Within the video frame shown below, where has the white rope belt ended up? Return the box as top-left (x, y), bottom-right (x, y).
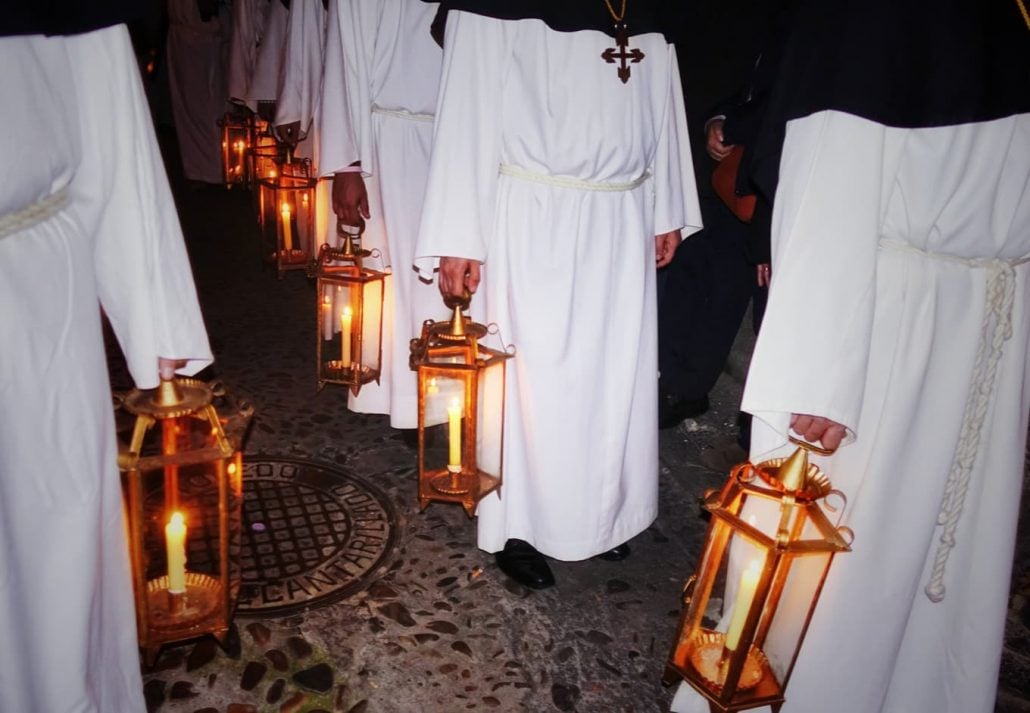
top-left (499, 164), bottom-right (650, 192)
top-left (370, 104), bottom-right (434, 123)
top-left (881, 239), bottom-right (1030, 602)
top-left (0, 188), bottom-right (69, 241)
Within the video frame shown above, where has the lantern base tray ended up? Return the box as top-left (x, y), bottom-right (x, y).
top-left (429, 470), bottom-right (477, 495)
top-left (145, 573), bottom-right (222, 631)
top-left (270, 249), bottom-right (309, 266)
top-left (322, 361), bottom-right (376, 381)
top-left (689, 632), bottom-right (768, 691)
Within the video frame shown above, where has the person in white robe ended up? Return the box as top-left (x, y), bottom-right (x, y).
top-left (416, 3), bottom-right (702, 587)
top-left (671, 1), bottom-right (1030, 711)
top-left (0, 18), bottom-right (213, 713)
top-left (274, 0), bottom-right (332, 250)
top-left (227, 0), bottom-right (266, 105)
top-left (166, 0), bottom-right (229, 184)
top-left (244, 0), bottom-right (290, 114)
top-left (319, 0), bottom-right (449, 427)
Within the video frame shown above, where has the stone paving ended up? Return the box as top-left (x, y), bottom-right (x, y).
top-left (110, 150), bottom-right (1030, 713)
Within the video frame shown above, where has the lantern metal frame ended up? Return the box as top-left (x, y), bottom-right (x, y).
top-left (116, 376), bottom-right (253, 667)
top-left (664, 445), bottom-right (853, 712)
top-left (258, 165), bottom-right (317, 278)
top-left (219, 112), bottom-right (252, 189)
top-left (409, 297), bottom-right (512, 517)
top-left (311, 226), bottom-right (387, 394)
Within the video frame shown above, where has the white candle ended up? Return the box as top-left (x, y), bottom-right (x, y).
top-left (322, 294), bottom-right (333, 341)
top-left (341, 306), bottom-right (353, 367)
top-left (447, 398), bottom-right (462, 470)
top-left (165, 511), bottom-right (187, 594)
top-left (724, 558), bottom-right (762, 651)
top-left (235, 140), bottom-right (245, 175)
top-left (281, 202), bottom-right (293, 252)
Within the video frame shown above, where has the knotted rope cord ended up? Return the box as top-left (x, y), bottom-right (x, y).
top-left (0, 188), bottom-right (68, 240)
top-left (880, 239), bottom-right (1029, 602)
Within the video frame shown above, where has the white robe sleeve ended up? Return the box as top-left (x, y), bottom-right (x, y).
top-left (414, 11), bottom-right (515, 278)
top-left (742, 110), bottom-right (887, 455)
top-left (274, 0), bottom-right (326, 135)
top-left (652, 44), bottom-right (702, 239)
top-left (69, 25), bottom-right (213, 389)
top-left (318, 0), bottom-right (379, 176)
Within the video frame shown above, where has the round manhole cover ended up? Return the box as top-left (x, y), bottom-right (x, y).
top-left (236, 458), bottom-right (398, 616)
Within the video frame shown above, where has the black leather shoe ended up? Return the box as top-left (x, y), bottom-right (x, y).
top-left (495, 539), bottom-right (555, 589)
top-left (658, 392), bottom-right (710, 430)
top-left (595, 542), bottom-right (631, 561)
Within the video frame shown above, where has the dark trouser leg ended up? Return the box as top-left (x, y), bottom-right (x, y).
top-left (658, 197), bottom-right (755, 403)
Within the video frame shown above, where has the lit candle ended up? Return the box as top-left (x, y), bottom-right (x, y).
top-left (447, 397), bottom-right (462, 470)
top-left (724, 558), bottom-right (762, 651)
top-left (235, 140), bottom-right (245, 174)
top-left (341, 306), bottom-right (353, 367)
top-left (322, 294), bottom-right (333, 341)
top-left (281, 202), bottom-right (293, 252)
top-left (165, 511), bottom-right (187, 594)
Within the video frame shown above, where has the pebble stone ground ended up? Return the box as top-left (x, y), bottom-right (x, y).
top-left (114, 144), bottom-right (1030, 713)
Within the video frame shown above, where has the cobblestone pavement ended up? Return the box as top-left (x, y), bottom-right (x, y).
top-left (115, 154), bottom-right (1029, 713)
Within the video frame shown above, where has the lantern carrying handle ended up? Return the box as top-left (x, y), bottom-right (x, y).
top-left (788, 434), bottom-right (836, 457)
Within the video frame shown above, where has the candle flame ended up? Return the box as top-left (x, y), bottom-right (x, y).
top-left (170, 511), bottom-right (185, 527)
top-left (281, 202), bottom-right (292, 217)
top-left (343, 305), bottom-right (353, 317)
top-left (323, 295), bottom-right (331, 306)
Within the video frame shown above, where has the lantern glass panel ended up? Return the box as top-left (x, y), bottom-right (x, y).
top-left (260, 174), bottom-right (316, 274)
top-left (221, 117), bottom-right (250, 188)
top-left (474, 353), bottom-right (506, 476)
top-left (316, 262), bottom-right (386, 389)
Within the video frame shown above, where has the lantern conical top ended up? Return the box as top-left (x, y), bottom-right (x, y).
top-left (444, 291), bottom-right (471, 337)
top-left (777, 446), bottom-right (809, 491)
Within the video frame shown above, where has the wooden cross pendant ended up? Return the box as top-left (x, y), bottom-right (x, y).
top-left (601, 23), bottom-right (645, 84)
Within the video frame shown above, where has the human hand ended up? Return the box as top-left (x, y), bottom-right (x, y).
top-left (655, 230), bottom-right (682, 268)
top-left (438, 257), bottom-right (481, 298)
top-left (331, 171), bottom-right (370, 227)
top-left (706, 118), bottom-right (734, 161)
top-left (756, 263), bottom-right (771, 287)
top-left (275, 120), bottom-right (302, 146)
top-left (158, 357), bottom-right (187, 381)
top-left (790, 413), bottom-right (846, 452)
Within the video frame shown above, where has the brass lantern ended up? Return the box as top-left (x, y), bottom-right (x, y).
top-left (248, 119), bottom-right (280, 191)
top-left (409, 295), bottom-right (512, 516)
top-left (259, 168), bottom-right (317, 278)
top-left (116, 376), bottom-right (253, 666)
top-left (220, 112), bottom-right (251, 189)
top-left (311, 221), bottom-right (387, 393)
top-left (664, 444), bottom-right (853, 712)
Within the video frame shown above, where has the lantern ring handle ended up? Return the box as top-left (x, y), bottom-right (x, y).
top-left (208, 380), bottom-right (227, 398)
top-left (680, 573), bottom-right (699, 607)
top-left (112, 392), bottom-right (125, 410)
top-left (824, 488), bottom-right (848, 514)
top-left (486, 322), bottom-right (517, 356)
top-left (837, 526), bottom-right (855, 546)
top-left (788, 434), bottom-right (835, 457)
